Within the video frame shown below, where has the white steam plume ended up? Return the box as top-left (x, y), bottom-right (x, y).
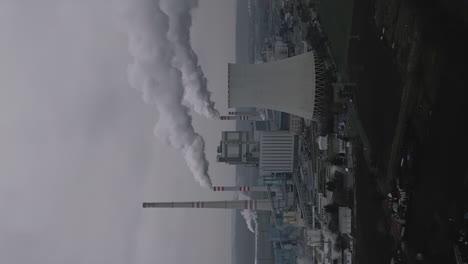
top-left (124, 0), bottom-right (212, 188)
top-left (237, 192), bottom-right (258, 233)
top-left (160, 0), bottom-right (219, 119)
top-left (240, 209), bottom-right (258, 233)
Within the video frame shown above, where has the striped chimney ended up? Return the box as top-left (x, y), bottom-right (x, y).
top-left (212, 186), bottom-right (281, 192)
top-left (228, 111), bottom-right (259, 116)
top-left (142, 200), bottom-right (273, 211)
top-left (219, 115), bottom-right (252, 121)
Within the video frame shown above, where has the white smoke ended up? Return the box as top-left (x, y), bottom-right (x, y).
top-left (240, 209), bottom-right (258, 233)
top-left (237, 192), bottom-right (258, 233)
top-left (160, 0), bottom-right (219, 119)
top-left (124, 0), bottom-right (213, 188)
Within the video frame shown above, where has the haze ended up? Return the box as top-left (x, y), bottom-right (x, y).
top-left (0, 1), bottom-right (236, 263)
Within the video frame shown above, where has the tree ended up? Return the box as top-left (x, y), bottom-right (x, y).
top-left (334, 235), bottom-right (349, 251)
top-left (329, 156), bottom-right (344, 166)
top-left (326, 181), bottom-right (337, 191)
top-left (328, 218), bottom-right (339, 233)
top-left (324, 203), bottom-right (339, 213)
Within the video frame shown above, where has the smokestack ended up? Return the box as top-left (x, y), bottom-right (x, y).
top-left (219, 115), bottom-right (261, 121)
top-left (212, 186), bottom-right (281, 192)
top-left (228, 111), bottom-right (259, 116)
top-left (219, 115), bottom-right (249, 120)
top-left (142, 200), bottom-right (274, 211)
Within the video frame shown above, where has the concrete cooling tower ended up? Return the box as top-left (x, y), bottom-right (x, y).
top-left (228, 51), bottom-right (326, 121)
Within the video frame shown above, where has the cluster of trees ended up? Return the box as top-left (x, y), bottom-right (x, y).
top-left (328, 214), bottom-right (339, 233)
top-left (326, 172), bottom-right (344, 192)
top-left (324, 202), bottom-right (339, 213)
top-left (334, 235), bottom-right (350, 251)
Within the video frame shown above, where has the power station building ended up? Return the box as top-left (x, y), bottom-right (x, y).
top-left (228, 51), bottom-right (327, 121)
top-left (216, 131), bottom-right (259, 165)
top-left (216, 130), bottom-right (297, 176)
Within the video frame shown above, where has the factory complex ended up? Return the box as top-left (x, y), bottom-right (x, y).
top-left (144, 1), bottom-right (362, 264)
top-left (146, 100), bottom-right (356, 264)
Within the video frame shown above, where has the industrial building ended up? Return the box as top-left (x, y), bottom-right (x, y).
top-left (217, 130), bottom-right (297, 176)
top-left (259, 131), bottom-right (297, 176)
top-left (338, 207), bottom-right (352, 235)
top-left (289, 115), bottom-right (304, 135)
top-left (216, 131), bottom-right (260, 165)
top-left (317, 133), bottom-right (348, 158)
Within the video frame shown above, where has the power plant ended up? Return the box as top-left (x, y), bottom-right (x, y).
top-left (142, 9), bottom-right (358, 263)
top-left (142, 46), bottom-right (355, 263)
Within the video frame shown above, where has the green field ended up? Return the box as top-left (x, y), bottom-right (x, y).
top-left (319, 0), bottom-right (355, 73)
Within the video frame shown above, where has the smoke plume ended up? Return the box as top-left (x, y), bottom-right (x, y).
top-left (237, 193), bottom-right (258, 233)
top-left (160, 0), bottom-right (219, 119)
top-left (124, 0), bottom-right (212, 188)
top-left (241, 209), bottom-right (258, 233)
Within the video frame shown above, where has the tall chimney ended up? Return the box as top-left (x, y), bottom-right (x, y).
top-left (228, 111), bottom-right (259, 116)
top-left (212, 186), bottom-right (281, 192)
top-left (219, 115), bottom-right (260, 121)
top-left (143, 200), bottom-right (273, 211)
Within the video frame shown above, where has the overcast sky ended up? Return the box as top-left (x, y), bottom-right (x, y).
top-left (0, 1), bottom-right (237, 263)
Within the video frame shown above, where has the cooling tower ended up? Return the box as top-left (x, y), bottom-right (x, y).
top-left (228, 51), bottom-right (326, 121)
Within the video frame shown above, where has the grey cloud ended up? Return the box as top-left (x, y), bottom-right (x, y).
top-left (0, 1), bottom-right (236, 263)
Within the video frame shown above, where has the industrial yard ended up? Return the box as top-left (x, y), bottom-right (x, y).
top-left (240, 0), bottom-right (468, 263)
